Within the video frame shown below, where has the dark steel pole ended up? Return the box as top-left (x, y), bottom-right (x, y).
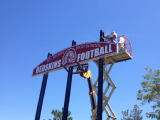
top-left (97, 30), bottom-right (104, 120)
top-left (87, 77), bottom-right (96, 110)
top-left (62, 40), bottom-right (76, 120)
top-left (35, 53), bottom-right (52, 120)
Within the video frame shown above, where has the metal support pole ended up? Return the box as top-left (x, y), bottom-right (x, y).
top-left (97, 30), bottom-right (104, 120)
top-left (87, 77), bottom-right (96, 111)
top-left (62, 40), bottom-right (76, 120)
top-left (35, 53), bottom-right (52, 120)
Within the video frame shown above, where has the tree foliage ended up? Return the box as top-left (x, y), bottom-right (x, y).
top-left (137, 67), bottom-right (160, 119)
top-left (51, 107), bottom-right (72, 120)
top-left (121, 104), bottom-right (143, 120)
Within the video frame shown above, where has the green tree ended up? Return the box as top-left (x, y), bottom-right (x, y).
top-left (121, 104), bottom-right (143, 120)
top-left (137, 67), bottom-right (160, 119)
top-left (51, 107), bottom-right (72, 120)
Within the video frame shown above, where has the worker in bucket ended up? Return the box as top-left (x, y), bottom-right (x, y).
top-left (118, 36), bottom-right (125, 52)
top-left (104, 31), bottom-right (117, 43)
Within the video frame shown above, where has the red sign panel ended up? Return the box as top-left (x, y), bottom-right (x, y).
top-left (32, 42), bottom-right (117, 77)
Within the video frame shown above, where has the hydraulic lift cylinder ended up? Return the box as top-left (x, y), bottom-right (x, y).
top-left (87, 77), bottom-right (97, 112)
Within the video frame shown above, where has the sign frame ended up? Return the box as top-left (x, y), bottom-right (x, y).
top-left (32, 42), bottom-right (118, 77)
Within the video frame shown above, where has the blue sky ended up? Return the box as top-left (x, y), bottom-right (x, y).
top-left (1, 0), bottom-right (160, 120)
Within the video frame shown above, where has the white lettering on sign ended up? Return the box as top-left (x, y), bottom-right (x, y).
top-left (90, 50), bottom-right (94, 58)
top-left (100, 47), bottom-right (104, 55)
top-left (81, 52), bottom-right (85, 60)
top-left (75, 44), bottom-right (101, 50)
top-left (95, 48), bottom-right (99, 57)
top-left (49, 63), bottom-right (52, 69)
top-left (86, 51), bottom-right (90, 59)
top-left (77, 45), bottom-right (112, 62)
top-left (105, 46), bottom-right (108, 53)
top-left (77, 54), bottom-right (81, 62)
top-left (36, 60), bottom-right (61, 74)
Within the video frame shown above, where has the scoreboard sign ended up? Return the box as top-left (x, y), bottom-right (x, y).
top-left (32, 42), bottom-right (117, 77)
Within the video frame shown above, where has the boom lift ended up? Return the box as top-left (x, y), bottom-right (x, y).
top-left (73, 63), bottom-right (97, 120)
top-left (72, 61), bottom-right (117, 120)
